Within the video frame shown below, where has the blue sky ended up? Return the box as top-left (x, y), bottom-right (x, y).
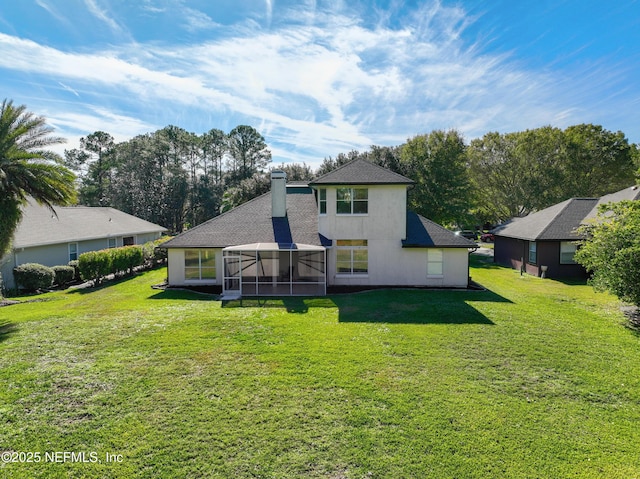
top-left (1, 0), bottom-right (639, 167)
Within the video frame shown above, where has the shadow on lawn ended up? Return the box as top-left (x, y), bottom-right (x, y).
top-left (0, 321), bottom-right (18, 343)
top-left (221, 287), bottom-right (510, 325)
top-left (334, 288), bottom-right (509, 325)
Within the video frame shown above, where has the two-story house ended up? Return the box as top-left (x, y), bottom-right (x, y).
top-left (161, 159), bottom-right (476, 297)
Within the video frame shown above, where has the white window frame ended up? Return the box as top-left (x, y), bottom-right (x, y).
top-left (68, 243), bottom-right (78, 262)
top-left (184, 249), bottom-right (217, 282)
top-left (336, 188), bottom-right (368, 215)
top-left (427, 249), bottom-right (444, 277)
top-left (335, 240), bottom-right (368, 276)
top-left (319, 188), bottom-right (327, 215)
top-left (528, 241), bottom-right (537, 264)
top-left (107, 237), bottom-right (117, 249)
top-left (560, 241), bottom-right (578, 264)
top-left (122, 236), bottom-right (136, 246)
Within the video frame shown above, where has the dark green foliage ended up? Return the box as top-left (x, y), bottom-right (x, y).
top-left (575, 200), bottom-right (640, 306)
top-left (52, 265), bottom-right (75, 288)
top-left (67, 260), bottom-right (81, 282)
top-left (467, 124), bottom-right (636, 223)
top-left (13, 263), bottom-right (54, 291)
top-left (78, 250), bottom-right (112, 286)
top-left (400, 130), bottom-right (471, 226)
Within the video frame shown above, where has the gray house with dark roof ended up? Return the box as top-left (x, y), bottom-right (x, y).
top-left (1, 200), bottom-right (167, 290)
top-left (493, 185), bottom-right (640, 278)
top-left (162, 159), bottom-right (475, 297)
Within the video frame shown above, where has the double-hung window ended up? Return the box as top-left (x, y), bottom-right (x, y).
top-left (427, 249), bottom-right (444, 277)
top-left (185, 249), bottom-right (217, 281)
top-left (336, 240), bottom-right (368, 275)
top-left (68, 243), bottom-right (78, 262)
top-left (336, 188), bottom-right (368, 215)
top-left (319, 188), bottom-right (327, 215)
top-left (528, 241), bottom-right (537, 264)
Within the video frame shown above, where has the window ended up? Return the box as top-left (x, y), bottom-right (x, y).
top-left (108, 238), bottom-right (117, 249)
top-left (336, 240), bottom-right (368, 275)
top-left (319, 188), bottom-right (327, 215)
top-left (68, 243), bottom-right (78, 261)
top-left (185, 249), bottom-right (216, 281)
top-left (123, 236), bottom-right (135, 246)
top-left (336, 188), bottom-right (368, 215)
top-left (528, 241), bottom-right (537, 264)
top-left (560, 241), bottom-right (577, 264)
top-left (427, 249), bottom-right (444, 277)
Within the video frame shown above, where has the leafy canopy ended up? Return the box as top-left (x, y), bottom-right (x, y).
top-left (575, 199), bottom-right (640, 306)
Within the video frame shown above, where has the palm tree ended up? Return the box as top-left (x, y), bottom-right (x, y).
top-left (0, 99), bottom-right (77, 267)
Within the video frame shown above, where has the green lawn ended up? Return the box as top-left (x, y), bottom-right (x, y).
top-left (1, 256), bottom-right (639, 478)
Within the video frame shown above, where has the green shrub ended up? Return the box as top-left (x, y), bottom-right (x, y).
top-left (52, 265), bottom-right (75, 288)
top-left (68, 260), bottom-right (81, 282)
top-left (13, 263), bottom-right (55, 291)
top-left (78, 250), bottom-right (112, 286)
top-left (109, 247), bottom-right (130, 277)
top-left (122, 246), bottom-right (144, 275)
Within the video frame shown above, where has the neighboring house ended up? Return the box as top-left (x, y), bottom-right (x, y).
top-left (162, 159), bottom-right (476, 297)
top-left (493, 185), bottom-right (640, 278)
top-left (1, 200), bottom-right (168, 290)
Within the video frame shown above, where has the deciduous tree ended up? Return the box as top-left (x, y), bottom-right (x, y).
top-left (575, 200), bottom-right (640, 307)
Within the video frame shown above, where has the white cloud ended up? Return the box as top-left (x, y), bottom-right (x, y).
top-left (83, 0), bottom-right (127, 35)
top-left (2, 0), bottom-right (633, 166)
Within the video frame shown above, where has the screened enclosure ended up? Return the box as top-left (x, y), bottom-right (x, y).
top-left (223, 243), bottom-right (326, 296)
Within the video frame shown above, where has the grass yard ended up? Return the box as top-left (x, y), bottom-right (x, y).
top-left (1, 256), bottom-right (639, 478)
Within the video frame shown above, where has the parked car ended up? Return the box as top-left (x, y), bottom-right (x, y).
top-left (480, 233), bottom-right (495, 242)
top-left (455, 230), bottom-right (477, 241)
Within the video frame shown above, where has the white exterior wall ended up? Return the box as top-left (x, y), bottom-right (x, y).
top-left (167, 248), bottom-right (222, 286)
top-left (326, 243), bottom-right (469, 288)
top-left (318, 184), bottom-right (468, 288)
top-left (318, 185), bottom-right (407, 240)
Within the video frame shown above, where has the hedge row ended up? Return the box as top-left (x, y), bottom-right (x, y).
top-left (78, 237), bottom-right (170, 286)
top-left (12, 237), bottom-right (170, 291)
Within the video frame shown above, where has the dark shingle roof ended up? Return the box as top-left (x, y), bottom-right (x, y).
top-left (162, 188), bottom-right (328, 248)
top-left (403, 212), bottom-right (477, 248)
top-left (493, 198), bottom-right (599, 241)
top-left (494, 185), bottom-right (640, 241)
top-left (310, 159), bottom-right (414, 186)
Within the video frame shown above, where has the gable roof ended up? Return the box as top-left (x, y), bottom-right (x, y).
top-left (14, 200), bottom-right (168, 249)
top-left (493, 185), bottom-right (640, 241)
top-left (403, 212), bottom-right (477, 248)
top-left (161, 187), bottom-right (329, 249)
top-left (309, 159), bottom-right (414, 186)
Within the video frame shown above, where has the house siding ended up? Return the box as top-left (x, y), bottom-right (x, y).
top-left (2, 232), bottom-right (163, 290)
top-left (494, 236), bottom-right (587, 278)
top-left (327, 240), bottom-right (469, 288)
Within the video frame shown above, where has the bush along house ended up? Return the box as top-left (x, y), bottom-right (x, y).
top-left (161, 159), bottom-right (476, 297)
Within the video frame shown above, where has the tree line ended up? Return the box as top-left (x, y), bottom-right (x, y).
top-left (319, 125), bottom-right (639, 226)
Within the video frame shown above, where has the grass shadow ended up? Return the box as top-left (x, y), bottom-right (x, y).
top-left (0, 321), bottom-right (18, 343)
top-left (334, 287), bottom-right (510, 325)
top-left (148, 289), bottom-right (219, 301)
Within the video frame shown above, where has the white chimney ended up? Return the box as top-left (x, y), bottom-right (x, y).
top-left (271, 170), bottom-right (287, 217)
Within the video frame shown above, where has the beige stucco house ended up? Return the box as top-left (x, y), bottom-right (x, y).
top-left (1, 200), bottom-right (167, 290)
top-left (162, 159), bottom-right (475, 297)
